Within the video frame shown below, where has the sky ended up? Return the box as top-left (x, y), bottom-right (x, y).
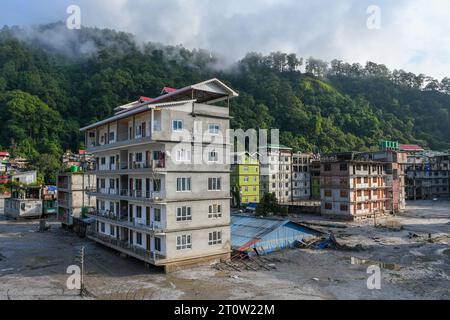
top-left (1, 0), bottom-right (449, 79)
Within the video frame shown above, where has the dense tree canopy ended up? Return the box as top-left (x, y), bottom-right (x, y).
top-left (1, 24), bottom-right (450, 182)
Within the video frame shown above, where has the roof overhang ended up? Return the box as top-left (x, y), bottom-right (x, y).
top-left (80, 100), bottom-right (195, 132)
top-left (145, 78), bottom-right (239, 105)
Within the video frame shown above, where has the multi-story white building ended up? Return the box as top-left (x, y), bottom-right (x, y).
top-left (292, 153), bottom-right (312, 201)
top-left (80, 79), bottom-right (238, 273)
top-left (259, 145), bottom-right (293, 203)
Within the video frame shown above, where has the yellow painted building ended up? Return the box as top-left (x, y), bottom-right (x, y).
top-left (231, 154), bottom-right (260, 206)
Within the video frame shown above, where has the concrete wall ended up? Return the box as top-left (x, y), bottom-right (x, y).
top-left (5, 199), bottom-right (42, 218)
top-left (86, 100), bottom-right (232, 267)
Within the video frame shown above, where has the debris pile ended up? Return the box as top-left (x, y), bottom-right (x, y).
top-left (212, 252), bottom-right (277, 272)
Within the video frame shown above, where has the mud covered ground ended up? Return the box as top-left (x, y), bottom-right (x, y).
top-left (1, 198), bottom-right (449, 300)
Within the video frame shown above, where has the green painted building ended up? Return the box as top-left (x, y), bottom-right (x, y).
top-left (231, 153), bottom-right (260, 207)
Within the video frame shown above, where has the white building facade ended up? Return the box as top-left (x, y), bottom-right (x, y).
top-left (292, 153), bottom-right (312, 201)
top-left (81, 79), bottom-right (238, 272)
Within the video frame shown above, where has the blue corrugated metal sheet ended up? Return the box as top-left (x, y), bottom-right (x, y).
top-left (231, 215), bottom-right (323, 256)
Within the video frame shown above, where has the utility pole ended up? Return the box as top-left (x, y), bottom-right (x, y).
top-left (80, 246), bottom-right (85, 297)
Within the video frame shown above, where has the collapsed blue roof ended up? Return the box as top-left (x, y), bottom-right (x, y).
top-left (231, 215), bottom-right (323, 255)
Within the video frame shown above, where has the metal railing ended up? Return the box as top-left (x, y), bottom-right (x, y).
top-left (87, 230), bottom-right (165, 261)
top-left (89, 159), bottom-right (166, 172)
top-left (87, 211), bottom-right (165, 232)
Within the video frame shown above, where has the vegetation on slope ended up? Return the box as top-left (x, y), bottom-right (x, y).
top-left (0, 24), bottom-right (449, 182)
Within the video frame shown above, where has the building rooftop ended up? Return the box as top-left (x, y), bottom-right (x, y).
top-left (399, 144), bottom-right (424, 152)
top-left (231, 214), bottom-right (322, 252)
top-left (258, 144), bottom-right (292, 151)
top-left (80, 78), bottom-right (239, 132)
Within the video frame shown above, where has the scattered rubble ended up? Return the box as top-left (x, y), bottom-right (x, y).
top-left (1, 199), bottom-right (450, 300)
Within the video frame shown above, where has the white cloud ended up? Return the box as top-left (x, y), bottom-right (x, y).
top-left (2, 0), bottom-right (449, 79)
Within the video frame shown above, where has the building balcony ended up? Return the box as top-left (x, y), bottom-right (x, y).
top-left (58, 199), bottom-right (70, 207)
top-left (89, 160), bottom-right (166, 174)
top-left (89, 188), bottom-right (165, 202)
top-left (87, 210), bottom-right (165, 234)
top-left (57, 183), bottom-right (69, 190)
top-left (86, 136), bottom-right (155, 153)
top-left (86, 230), bottom-right (166, 263)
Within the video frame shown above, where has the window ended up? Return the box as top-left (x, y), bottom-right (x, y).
top-left (109, 132), bottom-right (115, 143)
top-left (340, 204), bottom-right (348, 212)
top-left (340, 190), bottom-right (348, 198)
top-left (100, 222), bottom-right (105, 233)
top-left (172, 120), bottom-right (183, 132)
top-left (135, 125), bottom-right (142, 138)
top-left (176, 206), bottom-right (192, 221)
top-left (340, 164), bottom-right (348, 171)
top-left (208, 151), bottom-right (218, 162)
top-left (135, 152), bottom-right (143, 163)
top-left (136, 232), bottom-right (142, 245)
top-left (324, 164), bottom-right (331, 171)
top-left (176, 148), bottom-right (192, 162)
top-left (177, 177), bottom-right (192, 192)
top-left (209, 231), bottom-right (222, 245)
top-left (209, 204), bottom-right (222, 218)
top-left (154, 208), bottom-right (161, 222)
top-left (176, 234), bottom-right (192, 250)
top-left (325, 203), bottom-right (332, 210)
top-left (208, 123), bottom-right (220, 134)
top-left (208, 177), bottom-right (221, 191)
top-left (136, 206), bottom-right (142, 219)
top-left (110, 225), bottom-right (115, 236)
top-left (325, 190), bottom-right (332, 197)
top-left (101, 157), bottom-right (106, 165)
top-left (153, 179), bottom-right (161, 192)
top-left (154, 237), bottom-right (161, 252)
top-left (244, 176), bottom-right (249, 182)
top-left (243, 166), bottom-right (249, 172)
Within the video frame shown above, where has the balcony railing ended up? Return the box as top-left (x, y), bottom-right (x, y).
top-left (86, 230), bottom-right (165, 261)
top-left (119, 189), bottom-right (164, 200)
top-left (89, 160), bottom-right (165, 172)
top-left (86, 135), bottom-right (153, 152)
top-left (58, 199), bottom-right (70, 207)
top-left (87, 210), bottom-right (165, 232)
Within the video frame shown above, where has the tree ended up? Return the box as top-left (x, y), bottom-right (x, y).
top-left (286, 53), bottom-right (302, 72)
top-left (424, 77), bottom-right (441, 91)
top-left (29, 153), bottom-right (62, 185)
top-left (441, 77), bottom-right (450, 94)
top-left (305, 57), bottom-right (328, 77)
top-left (256, 193), bottom-right (280, 216)
top-left (0, 90), bottom-right (63, 157)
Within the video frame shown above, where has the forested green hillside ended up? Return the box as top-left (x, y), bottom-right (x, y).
top-left (1, 24), bottom-right (449, 182)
